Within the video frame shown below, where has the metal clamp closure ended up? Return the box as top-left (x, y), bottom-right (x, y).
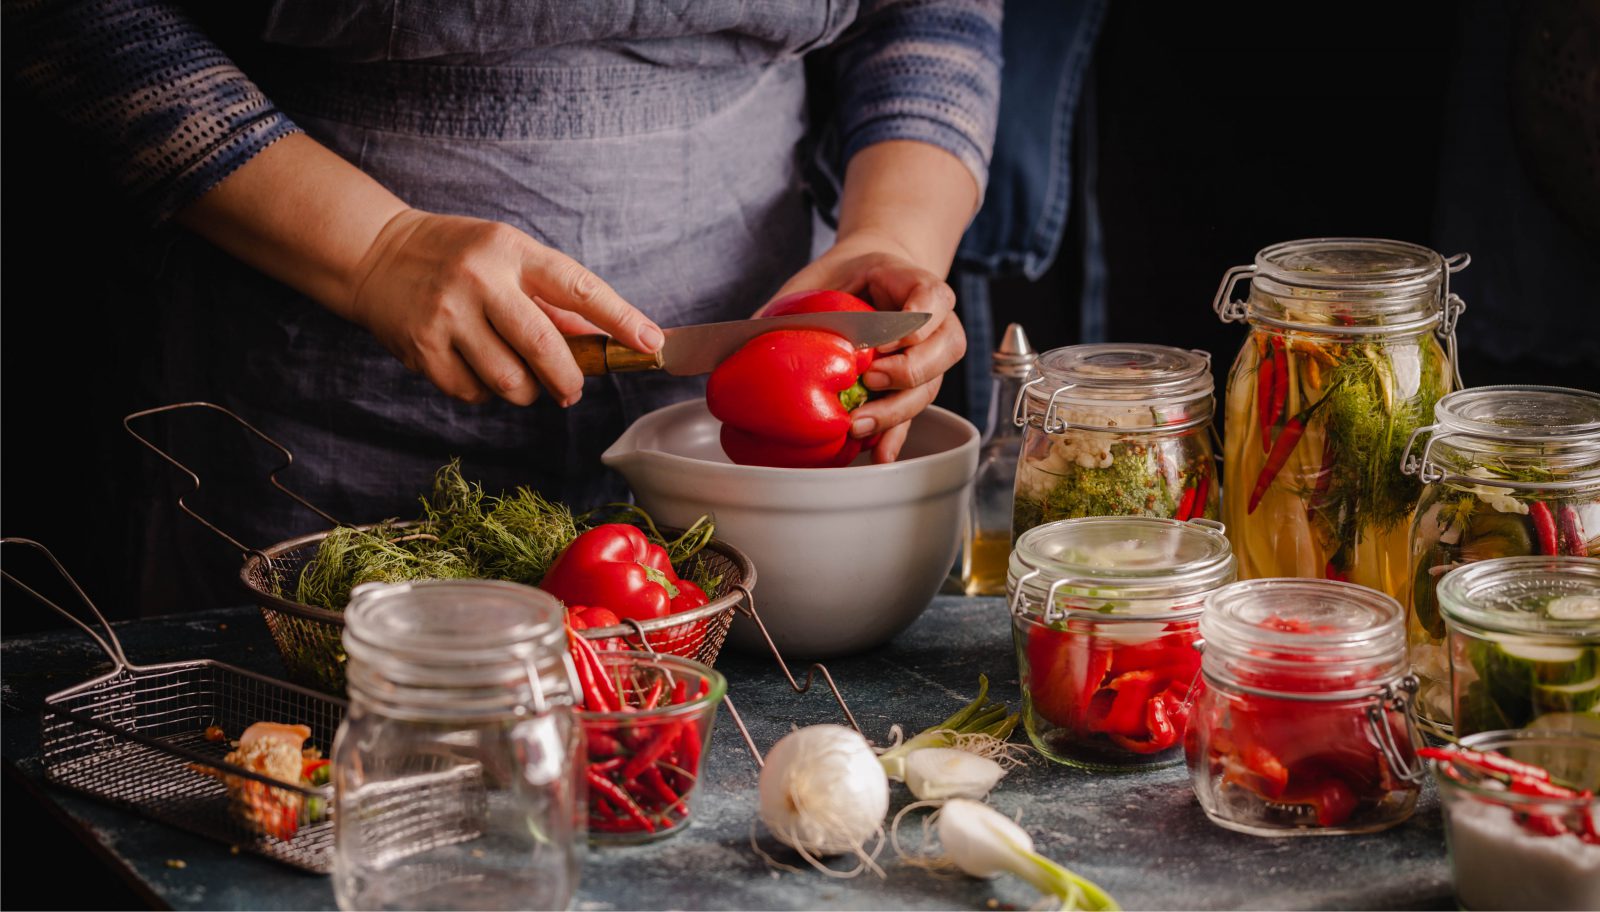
top-left (1186, 517), bottom-right (1228, 536)
top-left (1402, 425), bottom-right (1598, 491)
top-left (1013, 376), bottom-right (1046, 428)
top-left (1440, 253), bottom-right (1470, 389)
top-left (1365, 674), bottom-right (1426, 784)
top-left (1213, 264), bottom-right (1255, 323)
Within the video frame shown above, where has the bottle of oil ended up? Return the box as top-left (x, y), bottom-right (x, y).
top-left (961, 323), bottom-right (1036, 596)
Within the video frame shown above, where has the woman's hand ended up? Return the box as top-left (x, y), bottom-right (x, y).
top-left (769, 233), bottom-right (967, 463)
top-left (349, 210), bottom-right (663, 407)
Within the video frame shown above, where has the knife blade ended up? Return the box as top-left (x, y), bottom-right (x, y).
top-left (567, 310), bottom-right (931, 377)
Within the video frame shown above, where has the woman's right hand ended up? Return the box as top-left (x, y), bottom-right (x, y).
top-left (348, 210), bottom-right (663, 407)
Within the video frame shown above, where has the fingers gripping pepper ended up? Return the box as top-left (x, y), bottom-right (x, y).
top-left (540, 524), bottom-right (681, 622)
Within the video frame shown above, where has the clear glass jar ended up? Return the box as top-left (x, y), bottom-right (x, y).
top-left (333, 580), bottom-right (581, 911)
top-left (1008, 515), bottom-right (1233, 770)
top-left (1433, 729), bottom-right (1600, 912)
top-left (1010, 343), bottom-right (1218, 542)
top-left (1213, 238), bottom-right (1467, 599)
top-left (1437, 556), bottom-right (1600, 740)
top-left (1402, 386), bottom-right (1600, 734)
top-left (1185, 579), bottom-right (1424, 836)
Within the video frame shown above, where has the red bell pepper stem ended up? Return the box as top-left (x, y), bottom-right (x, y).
top-left (1530, 502), bottom-right (1559, 556)
top-left (1247, 387), bottom-right (1336, 514)
top-left (1419, 746), bottom-right (1553, 782)
top-left (586, 770), bottom-right (655, 833)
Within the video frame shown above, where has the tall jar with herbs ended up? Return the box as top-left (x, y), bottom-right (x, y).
top-left (1212, 238), bottom-right (1468, 599)
top-left (1401, 386), bottom-right (1600, 734)
top-left (1010, 344), bottom-right (1218, 542)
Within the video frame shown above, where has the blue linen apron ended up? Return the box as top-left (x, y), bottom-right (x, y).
top-left (142, 2), bottom-right (856, 607)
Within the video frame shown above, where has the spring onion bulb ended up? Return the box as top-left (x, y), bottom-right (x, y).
top-left (934, 799), bottom-right (1119, 912)
top-left (759, 724), bottom-right (889, 871)
top-left (877, 675), bottom-right (1022, 781)
top-left (903, 748), bottom-right (1007, 800)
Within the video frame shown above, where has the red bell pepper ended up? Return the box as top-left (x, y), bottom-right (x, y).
top-left (708, 290), bottom-right (881, 468)
top-left (540, 524), bottom-right (680, 622)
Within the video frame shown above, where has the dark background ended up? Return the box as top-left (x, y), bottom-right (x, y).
top-left (5, 2), bottom-right (1594, 908)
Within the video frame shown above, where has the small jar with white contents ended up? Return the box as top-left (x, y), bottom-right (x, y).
top-left (1009, 515), bottom-right (1234, 770)
top-left (1011, 344), bottom-right (1218, 542)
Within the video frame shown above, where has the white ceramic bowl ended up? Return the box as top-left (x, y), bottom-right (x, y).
top-left (602, 400), bottom-right (979, 657)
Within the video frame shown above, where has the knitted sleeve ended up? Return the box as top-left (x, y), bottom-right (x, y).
top-left (4, 0), bottom-right (300, 224)
top-left (829, 0), bottom-right (1004, 196)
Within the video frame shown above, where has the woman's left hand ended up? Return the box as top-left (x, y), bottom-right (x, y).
top-left (768, 234), bottom-right (967, 463)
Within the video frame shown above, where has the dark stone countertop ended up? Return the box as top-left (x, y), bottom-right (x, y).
top-left (1, 597), bottom-right (1454, 910)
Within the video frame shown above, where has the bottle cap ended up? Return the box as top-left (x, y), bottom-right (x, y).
top-left (994, 323), bottom-right (1037, 377)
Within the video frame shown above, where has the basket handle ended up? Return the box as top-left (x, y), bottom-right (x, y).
top-left (0, 538), bottom-right (131, 670)
top-left (123, 401), bottom-right (343, 555)
top-left (732, 583), bottom-right (861, 735)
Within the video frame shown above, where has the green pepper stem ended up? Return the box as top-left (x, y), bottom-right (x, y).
top-left (839, 380), bottom-right (869, 412)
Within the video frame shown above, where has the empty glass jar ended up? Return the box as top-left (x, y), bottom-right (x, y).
top-left (1403, 385), bottom-right (1600, 734)
top-left (333, 580), bottom-right (581, 911)
top-left (1186, 578), bottom-right (1424, 836)
top-left (1011, 343), bottom-right (1218, 541)
top-left (1009, 515), bottom-right (1233, 770)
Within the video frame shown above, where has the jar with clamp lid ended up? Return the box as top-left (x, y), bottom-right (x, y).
top-left (1185, 578), bottom-right (1424, 836)
top-left (1213, 238), bottom-right (1468, 600)
top-left (1438, 556), bottom-right (1600, 740)
top-left (1009, 515), bottom-right (1234, 770)
top-left (333, 580), bottom-right (581, 911)
top-left (1011, 343), bottom-right (1218, 542)
top-left (1401, 386), bottom-right (1600, 735)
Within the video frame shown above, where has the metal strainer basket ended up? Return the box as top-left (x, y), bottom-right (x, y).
top-left (126, 402), bottom-right (756, 695)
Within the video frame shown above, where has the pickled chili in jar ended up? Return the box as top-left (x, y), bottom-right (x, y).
top-left (1011, 344), bottom-right (1218, 541)
top-left (1009, 515), bottom-right (1234, 770)
top-left (1402, 386), bottom-right (1600, 733)
top-left (1213, 238), bottom-right (1468, 601)
top-left (1185, 578), bottom-right (1424, 836)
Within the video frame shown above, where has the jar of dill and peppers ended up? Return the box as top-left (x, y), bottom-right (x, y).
top-left (1186, 579), bottom-right (1425, 836)
top-left (1401, 386), bottom-right (1600, 734)
top-left (1011, 344), bottom-right (1218, 541)
top-left (1009, 515), bottom-right (1233, 770)
top-left (1437, 556), bottom-right (1600, 740)
top-left (1213, 238), bottom-right (1468, 599)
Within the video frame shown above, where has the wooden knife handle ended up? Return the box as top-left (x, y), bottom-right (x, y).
top-left (568, 335), bottom-right (664, 375)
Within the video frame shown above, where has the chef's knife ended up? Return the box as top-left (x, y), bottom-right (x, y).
top-left (568, 310), bottom-right (930, 376)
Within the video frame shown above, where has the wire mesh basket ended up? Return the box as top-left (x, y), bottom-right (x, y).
top-left (4, 538), bottom-right (344, 873)
top-left (127, 402), bottom-right (757, 696)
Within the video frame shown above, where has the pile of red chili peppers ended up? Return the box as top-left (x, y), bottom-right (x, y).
top-left (567, 629), bottom-right (711, 836)
top-left (1025, 623), bottom-right (1201, 756)
top-left (1424, 745), bottom-right (1599, 843)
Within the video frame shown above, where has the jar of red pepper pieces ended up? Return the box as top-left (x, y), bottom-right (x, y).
top-left (1401, 387), bottom-right (1600, 735)
top-left (334, 580), bottom-right (580, 911)
top-left (1010, 344), bottom-right (1219, 541)
top-left (1009, 515), bottom-right (1234, 770)
top-left (1212, 238), bottom-right (1468, 600)
top-left (1185, 578), bottom-right (1425, 835)
top-left (577, 650), bottom-right (725, 843)
top-left (1436, 556), bottom-right (1600, 740)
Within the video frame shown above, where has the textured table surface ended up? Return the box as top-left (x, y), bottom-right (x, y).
top-left (1, 596), bottom-right (1454, 910)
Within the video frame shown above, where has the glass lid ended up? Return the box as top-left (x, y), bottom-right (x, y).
top-left (1200, 578), bottom-right (1407, 670)
top-left (1009, 516), bottom-right (1235, 613)
top-left (1257, 238), bottom-right (1443, 290)
top-left (1436, 386), bottom-right (1600, 442)
top-left (1244, 238), bottom-right (1453, 328)
top-left (1437, 556), bottom-right (1600, 638)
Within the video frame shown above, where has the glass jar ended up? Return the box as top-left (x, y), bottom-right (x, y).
top-left (333, 580), bottom-right (581, 911)
top-left (1213, 238), bottom-right (1468, 599)
top-left (1186, 579), bottom-right (1424, 836)
top-left (1432, 729), bottom-right (1600, 912)
top-left (962, 323), bottom-right (1036, 596)
top-left (1008, 515), bottom-right (1234, 770)
top-left (1402, 386), bottom-right (1600, 734)
top-left (1437, 556), bottom-right (1600, 739)
top-left (1010, 343), bottom-right (1218, 542)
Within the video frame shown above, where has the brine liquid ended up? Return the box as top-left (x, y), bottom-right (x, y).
top-left (962, 529), bottom-right (1012, 597)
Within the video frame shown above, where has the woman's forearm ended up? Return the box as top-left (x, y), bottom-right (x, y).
top-left (175, 132), bottom-right (409, 319)
top-left (833, 140), bottom-right (981, 277)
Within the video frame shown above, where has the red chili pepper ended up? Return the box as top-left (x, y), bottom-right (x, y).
top-left (1509, 776), bottom-right (1592, 801)
top-left (1192, 471), bottom-right (1210, 519)
top-left (1247, 388), bottom-right (1336, 514)
top-left (1419, 746), bottom-right (1554, 783)
top-left (708, 291), bottom-right (881, 468)
top-left (1175, 485), bottom-right (1198, 522)
top-left (586, 769), bottom-right (655, 833)
top-left (641, 766), bottom-right (688, 816)
top-left (622, 724), bottom-right (682, 781)
top-left (1556, 504), bottom-right (1588, 556)
top-left (1323, 560), bottom-right (1348, 582)
top-left (568, 625), bottom-right (620, 712)
top-left (542, 524), bottom-right (679, 622)
top-left (1269, 336), bottom-right (1289, 427)
top-left (1530, 502), bottom-right (1560, 556)
top-left (1257, 340), bottom-right (1277, 453)
top-left (640, 678), bottom-right (666, 712)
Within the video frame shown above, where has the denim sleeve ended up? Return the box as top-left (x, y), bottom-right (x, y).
top-left (830, 0), bottom-right (1003, 196)
top-left (4, 0), bottom-right (299, 225)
